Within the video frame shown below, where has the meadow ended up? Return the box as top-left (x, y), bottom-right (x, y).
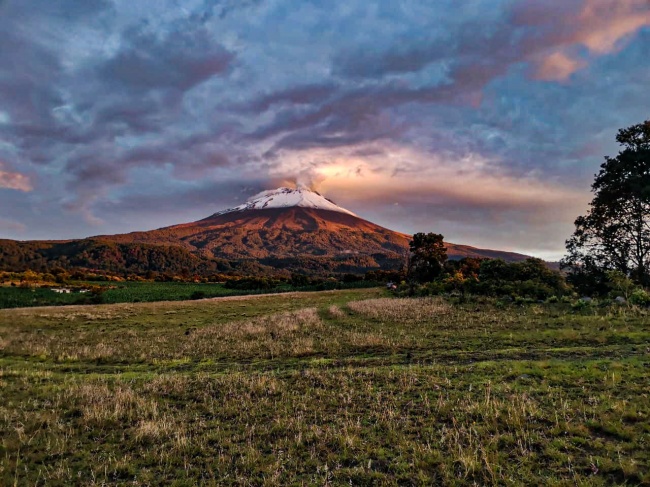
top-left (0, 282), bottom-right (247, 309)
top-left (0, 280), bottom-right (379, 309)
top-left (1, 288), bottom-right (649, 485)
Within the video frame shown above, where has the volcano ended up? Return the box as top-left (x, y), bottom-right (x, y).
top-left (0, 187), bottom-right (530, 275)
top-left (97, 187), bottom-right (529, 262)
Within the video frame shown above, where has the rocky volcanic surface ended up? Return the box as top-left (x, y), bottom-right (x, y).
top-left (98, 188), bottom-right (529, 262)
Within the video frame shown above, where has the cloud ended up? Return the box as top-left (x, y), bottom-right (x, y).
top-left (256, 144), bottom-right (589, 259)
top-left (247, 1), bottom-right (649, 158)
top-left (98, 25), bottom-right (234, 93)
top-left (246, 83), bottom-right (338, 112)
top-left (0, 217), bottom-right (26, 233)
top-left (534, 51), bottom-right (588, 81)
top-left (0, 0), bottom-right (647, 257)
top-left (192, 0), bottom-right (263, 23)
top-left (516, 0), bottom-right (650, 80)
top-left (333, 0), bottom-right (650, 84)
top-left (239, 150), bottom-right (581, 256)
top-left (0, 162), bottom-right (33, 192)
top-left (0, 0), bottom-right (114, 22)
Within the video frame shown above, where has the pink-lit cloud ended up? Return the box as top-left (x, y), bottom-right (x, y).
top-left (269, 144), bottom-right (590, 222)
top-left (0, 0), bottom-right (647, 257)
top-left (264, 145), bottom-right (591, 260)
top-left (535, 51), bottom-right (588, 82)
top-left (0, 217), bottom-right (26, 233)
top-left (525, 0), bottom-right (650, 80)
top-left (0, 162), bottom-right (33, 192)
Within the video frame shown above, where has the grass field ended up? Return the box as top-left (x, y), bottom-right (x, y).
top-left (1, 289), bottom-right (649, 485)
top-left (0, 281), bottom-right (377, 309)
top-left (0, 282), bottom-right (273, 309)
top-left (0, 280), bottom-right (380, 309)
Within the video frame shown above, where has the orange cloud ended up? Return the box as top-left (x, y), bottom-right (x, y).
top-left (578, 0), bottom-right (650, 53)
top-left (0, 162), bottom-right (33, 192)
top-left (270, 144), bottom-right (589, 222)
top-left (533, 0), bottom-right (650, 80)
top-left (535, 51), bottom-right (587, 81)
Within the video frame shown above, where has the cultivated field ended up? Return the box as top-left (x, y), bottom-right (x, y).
top-left (1, 289), bottom-right (649, 485)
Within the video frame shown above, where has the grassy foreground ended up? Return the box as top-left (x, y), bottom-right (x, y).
top-left (1, 289), bottom-right (649, 485)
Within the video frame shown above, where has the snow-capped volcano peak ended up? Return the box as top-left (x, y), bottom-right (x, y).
top-left (214, 187), bottom-right (357, 216)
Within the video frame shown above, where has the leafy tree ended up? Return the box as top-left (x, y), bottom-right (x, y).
top-left (563, 120), bottom-right (650, 289)
top-left (407, 232), bottom-right (447, 284)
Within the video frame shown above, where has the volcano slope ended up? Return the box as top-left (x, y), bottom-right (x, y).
top-left (99, 207), bottom-right (412, 259)
top-left (0, 188), bottom-right (531, 275)
top-left (101, 204), bottom-right (529, 262)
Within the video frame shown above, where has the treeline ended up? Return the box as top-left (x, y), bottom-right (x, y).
top-left (0, 239), bottom-right (233, 274)
top-left (407, 256), bottom-right (570, 300)
top-left (0, 239), bottom-right (406, 278)
top-left (0, 266), bottom-right (395, 290)
top-left (223, 273), bottom-right (381, 292)
top-left (402, 231), bottom-right (650, 305)
top-left (402, 232), bottom-right (570, 300)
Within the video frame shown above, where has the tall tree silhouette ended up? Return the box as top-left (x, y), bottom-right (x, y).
top-left (563, 120), bottom-right (650, 287)
top-left (407, 232), bottom-right (447, 284)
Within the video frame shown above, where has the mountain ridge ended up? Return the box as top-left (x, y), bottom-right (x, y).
top-left (0, 187), bottom-right (533, 275)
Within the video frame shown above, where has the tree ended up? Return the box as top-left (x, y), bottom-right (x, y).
top-left (407, 232), bottom-right (447, 284)
top-left (562, 120), bottom-right (650, 289)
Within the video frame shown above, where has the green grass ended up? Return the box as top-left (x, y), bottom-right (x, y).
top-left (0, 280), bottom-right (380, 309)
top-left (0, 282), bottom-right (272, 309)
top-left (99, 281), bottom-right (265, 304)
top-left (1, 290), bottom-right (649, 485)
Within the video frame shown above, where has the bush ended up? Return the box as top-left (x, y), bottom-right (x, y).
top-left (420, 281), bottom-right (447, 296)
top-left (572, 299), bottom-right (592, 311)
top-left (629, 288), bottom-right (650, 306)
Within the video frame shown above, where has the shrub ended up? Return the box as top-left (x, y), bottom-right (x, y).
top-left (420, 281), bottom-right (447, 296)
top-left (629, 288), bottom-right (650, 306)
top-left (572, 299), bottom-right (592, 311)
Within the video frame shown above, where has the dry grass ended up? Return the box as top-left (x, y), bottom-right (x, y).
top-left (1, 301), bottom-right (335, 363)
top-left (347, 296), bottom-right (451, 323)
top-left (1, 290), bottom-right (649, 485)
top-left (327, 304), bottom-right (346, 319)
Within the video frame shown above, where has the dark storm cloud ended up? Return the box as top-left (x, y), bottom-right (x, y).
top-left (193, 0), bottom-right (263, 23)
top-left (91, 97), bottom-right (165, 135)
top-left (251, 0), bottom-right (649, 163)
top-left (98, 25), bottom-right (233, 93)
top-left (0, 0), bottom-right (239, 218)
top-left (334, 41), bottom-right (443, 79)
top-left (0, 0), bottom-right (114, 21)
top-left (0, 29), bottom-right (63, 130)
top-left (245, 83), bottom-right (339, 113)
top-left (249, 81), bottom-right (481, 151)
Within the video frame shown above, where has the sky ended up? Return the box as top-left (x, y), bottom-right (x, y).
top-left (0, 0), bottom-right (649, 260)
